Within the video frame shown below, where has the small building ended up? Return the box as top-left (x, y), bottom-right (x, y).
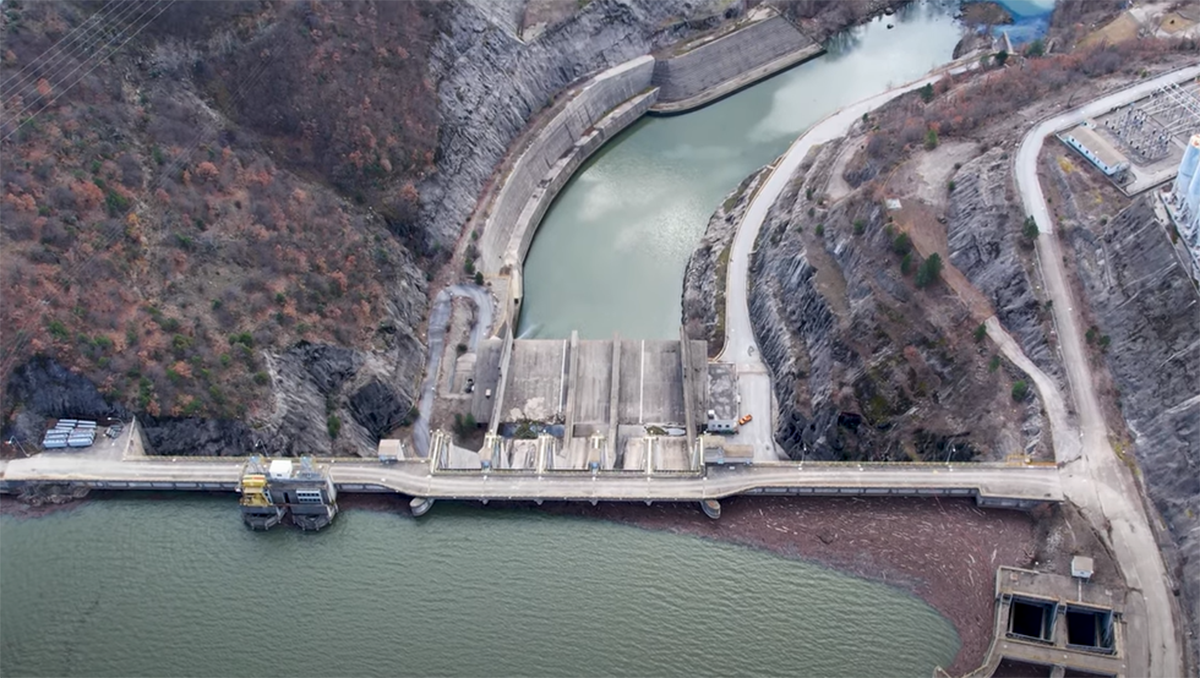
top-left (1071, 555), bottom-right (1095, 580)
top-left (239, 456), bottom-right (338, 531)
top-left (1061, 123), bottom-right (1130, 177)
top-left (705, 419), bottom-right (738, 434)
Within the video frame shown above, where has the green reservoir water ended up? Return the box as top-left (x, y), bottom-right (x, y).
top-left (0, 498), bottom-right (957, 677)
top-left (518, 2), bottom-right (964, 339)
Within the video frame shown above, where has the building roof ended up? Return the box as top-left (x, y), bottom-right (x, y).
top-left (1067, 125), bottom-right (1128, 170)
top-left (268, 459), bottom-right (294, 479)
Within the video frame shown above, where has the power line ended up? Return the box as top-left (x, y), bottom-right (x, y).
top-left (3, 1), bottom-right (169, 136)
top-left (1, 19), bottom-right (298, 382)
top-left (0, 0), bottom-right (119, 90)
top-left (1, 1), bottom-right (152, 102)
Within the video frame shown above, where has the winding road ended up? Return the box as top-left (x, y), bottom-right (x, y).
top-left (1013, 65), bottom-right (1200, 678)
top-left (723, 59), bottom-right (1198, 675)
top-left (721, 67), bottom-right (969, 461)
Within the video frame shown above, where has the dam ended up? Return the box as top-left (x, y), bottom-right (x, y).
top-left (0, 3), bottom-right (1008, 676)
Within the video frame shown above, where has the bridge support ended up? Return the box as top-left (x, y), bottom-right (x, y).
top-left (410, 497), bottom-right (435, 517)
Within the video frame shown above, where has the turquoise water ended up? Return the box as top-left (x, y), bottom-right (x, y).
top-left (0, 498), bottom-right (959, 677)
top-left (966, 0), bottom-right (1055, 45)
top-left (518, 2), bottom-right (965, 340)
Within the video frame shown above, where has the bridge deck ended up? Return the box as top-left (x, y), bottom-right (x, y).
top-left (0, 455), bottom-right (1062, 505)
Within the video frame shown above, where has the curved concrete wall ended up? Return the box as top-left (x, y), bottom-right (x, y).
top-left (480, 56), bottom-right (656, 276)
top-left (650, 16), bottom-right (816, 108)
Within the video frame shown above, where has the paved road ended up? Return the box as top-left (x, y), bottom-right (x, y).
top-left (1014, 65), bottom-right (1200, 678)
top-left (413, 284), bottom-right (494, 457)
top-left (721, 67), bottom-right (969, 460)
top-left (0, 454), bottom-right (1063, 503)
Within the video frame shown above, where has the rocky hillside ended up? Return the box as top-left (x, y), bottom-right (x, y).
top-left (744, 141), bottom-right (1047, 463)
top-left (1064, 196), bottom-right (1200, 651)
top-left (946, 148), bottom-right (1062, 386)
top-left (0, 0), bottom-right (740, 456)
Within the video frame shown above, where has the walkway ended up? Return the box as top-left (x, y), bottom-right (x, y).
top-left (1013, 64), bottom-right (1200, 678)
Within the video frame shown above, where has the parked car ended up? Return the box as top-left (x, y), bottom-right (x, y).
top-left (738, 414), bottom-right (753, 426)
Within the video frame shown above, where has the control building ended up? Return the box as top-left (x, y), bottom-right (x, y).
top-left (1167, 134), bottom-right (1200, 279)
top-left (238, 456), bottom-right (338, 531)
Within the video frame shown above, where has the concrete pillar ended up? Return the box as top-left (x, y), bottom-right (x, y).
top-left (679, 327), bottom-right (699, 461)
top-left (564, 330), bottom-right (581, 442)
top-left (607, 333), bottom-right (621, 470)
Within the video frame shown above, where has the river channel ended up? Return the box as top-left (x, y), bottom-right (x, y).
top-left (2, 5), bottom-right (986, 676)
top-left (519, 1), bottom-right (966, 339)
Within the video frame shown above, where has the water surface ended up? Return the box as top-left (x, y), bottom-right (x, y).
top-left (0, 498), bottom-right (959, 677)
top-left (519, 2), bottom-right (965, 340)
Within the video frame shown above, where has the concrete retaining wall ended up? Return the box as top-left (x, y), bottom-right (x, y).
top-left (650, 16), bottom-right (816, 106)
top-left (480, 55), bottom-right (657, 276)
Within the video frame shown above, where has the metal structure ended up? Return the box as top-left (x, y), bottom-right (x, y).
top-left (237, 455), bottom-right (337, 531)
top-left (1105, 81), bottom-right (1200, 162)
top-left (42, 419), bottom-right (97, 450)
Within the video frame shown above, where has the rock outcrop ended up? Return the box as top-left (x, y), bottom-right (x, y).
top-left (746, 145), bottom-right (1047, 462)
top-left (946, 149), bottom-right (1062, 385)
top-left (1066, 196), bottom-right (1200, 638)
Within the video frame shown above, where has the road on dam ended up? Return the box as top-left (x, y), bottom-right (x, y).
top-left (0, 452), bottom-right (1063, 505)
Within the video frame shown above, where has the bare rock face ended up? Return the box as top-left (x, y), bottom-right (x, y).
top-left (348, 381), bottom-right (411, 440)
top-left (418, 0), bottom-right (728, 250)
top-left (946, 149), bottom-right (1062, 385)
top-left (6, 357), bottom-right (130, 423)
top-left (682, 168), bottom-right (769, 356)
top-left (1066, 196), bottom-right (1200, 638)
top-left (747, 151), bottom-right (1046, 463)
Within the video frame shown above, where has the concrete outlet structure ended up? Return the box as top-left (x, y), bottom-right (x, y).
top-left (464, 329), bottom-right (707, 473)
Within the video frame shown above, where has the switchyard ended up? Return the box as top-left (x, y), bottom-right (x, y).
top-left (1062, 78), bottom-right (1200, 194)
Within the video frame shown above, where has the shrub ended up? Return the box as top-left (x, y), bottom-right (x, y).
top-left (1022, 215), bottom-right (1039, 240)
top-left (455, 343), bottom-right (468, 355)
top-left (892, 233), bottom-right (912, 256)
top-left (1011, 380), bottom-right (1029, 402)
top-left (815, 224), bottom-right (825, 237)
top-left (915, 253), bottom-right (942, 288)
top-left (924, 128), bottom-right (939, 151)
top-left (919, 82), bottom-right (934, 103)
top-left (1025, 39), bottom-right (1044, 58)
top-left (853, 219), bottom-right (866, 236)
top-left (473, 271), bottom-right (484, 286)
top-left (327, 414), bottom-right (342, 438)
top-left (1085, 326), bottom-right (1097, 344)
top-left (464, 258), bottom-right (475, 275)
top-left (973, 324), bottom-right (987, 342)
top-left (900, 252), bottom-right (913, 275)
top-left (988, 355), bottom-right (1001, 372)
top-left (253, 371), bottom-right (269, 385)
top-left (995, 50), bottom-right (1009, 67)
top-left (947, 180), bottom-right (956, 192)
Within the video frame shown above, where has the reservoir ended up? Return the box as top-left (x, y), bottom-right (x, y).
top-left (1, 5), bottom-right (984, 676)
top-left (0, 498), bottom-right (957, 677)
top-left (519, 2), bottom-right (965, 339)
